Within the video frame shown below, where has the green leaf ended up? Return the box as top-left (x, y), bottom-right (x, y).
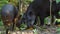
top-left (19, 23), bottom-right (27, 30)
top-left (0, 21), bottom-right (3, 26)
top-left (56, 27), bottom-right (60, 34)
top-left (56, 0), bottom-right (60, 4)
top-left (44, 16), bottom-right (51, 24)
top-left (56, 19), bottom-right (60, 23)
top-left (0, 1), bottom-right (8, 4)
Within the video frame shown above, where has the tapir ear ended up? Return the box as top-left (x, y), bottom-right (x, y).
top-left (15, 6), bottom-right (18, 13)
top-left (14, 6), bottom-right (19, 17)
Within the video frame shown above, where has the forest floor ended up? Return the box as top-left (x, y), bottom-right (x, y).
top-left (0, 25), bottom-right (60, 34)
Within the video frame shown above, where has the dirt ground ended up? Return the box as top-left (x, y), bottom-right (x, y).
top-left (0, 25), bottom-right (60, 34)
